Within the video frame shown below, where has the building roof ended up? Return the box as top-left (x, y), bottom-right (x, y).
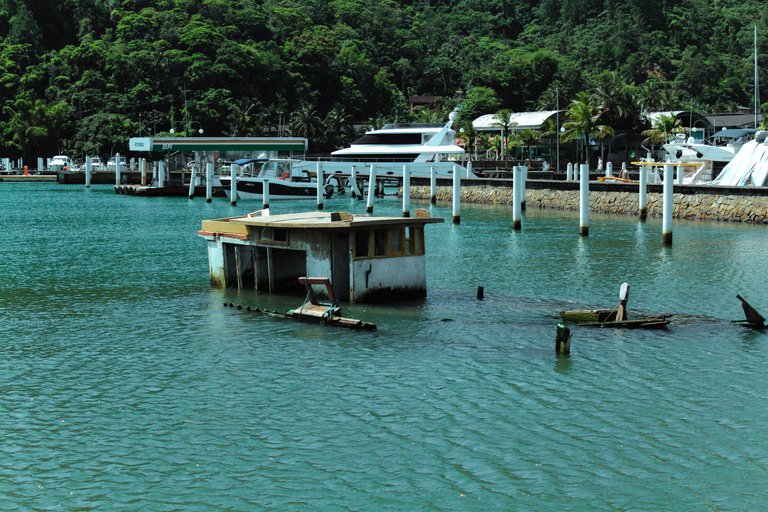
top-left (202, 211), bottom-right (443, 234)
top-left (473, 111), bottom-right (561, 131)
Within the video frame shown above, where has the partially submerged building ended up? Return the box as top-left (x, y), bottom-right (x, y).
top-left (199, 210), bottom-right (443, 302)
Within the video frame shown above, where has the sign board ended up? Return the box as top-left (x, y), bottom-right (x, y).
top-left (129, 137), bottom-right (153, 152)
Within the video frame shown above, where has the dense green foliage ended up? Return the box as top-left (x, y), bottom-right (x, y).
top-left (1, 0), bottom-right (766, 159)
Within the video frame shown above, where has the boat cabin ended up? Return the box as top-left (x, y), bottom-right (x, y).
top-left (199, 210), bottom-right (443, 302)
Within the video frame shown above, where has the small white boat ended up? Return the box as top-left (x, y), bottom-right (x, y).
top-left (49, 155), bottom-right (71, 171)
top-left (220, 158), bottom-right (318, 200)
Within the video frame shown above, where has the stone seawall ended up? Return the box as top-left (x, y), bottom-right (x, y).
top-left (409, 185), bottom-right (768, 223)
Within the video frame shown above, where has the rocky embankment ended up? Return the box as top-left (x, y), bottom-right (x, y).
top-left (408, 182), bottom-right (768, 223)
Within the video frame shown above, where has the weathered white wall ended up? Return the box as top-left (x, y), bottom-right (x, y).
top-left (206, 238), bottom-right (226, 287)
top-left (351, 255), bottom-right (426, 302)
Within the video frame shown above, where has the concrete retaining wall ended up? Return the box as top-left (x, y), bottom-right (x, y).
top-left (409, 184), bottom-right (768, 223)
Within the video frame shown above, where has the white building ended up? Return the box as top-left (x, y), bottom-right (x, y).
top-left (199, 210), bottom-right (443, 302)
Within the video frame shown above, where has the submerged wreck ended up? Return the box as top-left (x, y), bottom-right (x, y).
top-left (199, 209), bottom-right (443, 303)
top-left (560, 283), bottom-right (671, 329)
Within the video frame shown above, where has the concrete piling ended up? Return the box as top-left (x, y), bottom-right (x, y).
top-left (366, 165), bottom-right (375, 213)
top-left (85, 156), bottom-right (92, 188)
top-left (37, 157), bottom-right (43, 174)
top-left (115, 153), bottom-right (122, 186)
top-left (566, 162), bottom-right (573, 181)
top-left (316, 163), bottom-right (324, 210)
top-left (663, 164), bottom-right (673, 246)
top-left (230, 163), bottom-right (238, 206)
top-left (555, 323), bottom-right (571, 355)
top-left (676, 164), bottom-right (684, 185)
top-left (263, 179), bottom-right (270, 209)
top-left (140, 158), bottom-right (146, 186)
top-left (350, 166), bottom-right (360, 199)
top-left (402, 165), bottom-right (410, 217)
top-left (466, 160), bottom-right (473, 178)
top-left (639, 166), bottom-right (648, 220)
top-left (606, 161), bottom-right (613, 177)
top-left (188, 165), bottom-right (197, 199)
top-left (512, 166), bottom-right (522, 231)
top-left (205, 162), bottom-right (213, 203)
top-left (452, 164), bottom-right (461, 224)
top-left (430, 166), bottom-right (437, 204)
top-left (579, 163), bottom-right (589, 236)
top-left (521, 165), bottom-right (527, 211)
top-left (158, 161), bottom-right (166, 188)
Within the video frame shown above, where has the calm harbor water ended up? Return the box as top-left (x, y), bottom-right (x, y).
top-left (1, 182), bottom-right (767, 510)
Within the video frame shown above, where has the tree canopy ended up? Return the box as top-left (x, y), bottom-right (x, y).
top-left (0, 0), bottom-right (766, 160)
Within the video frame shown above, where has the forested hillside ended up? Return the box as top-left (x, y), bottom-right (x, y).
top-left (1, 0), bottom-right (766, 159)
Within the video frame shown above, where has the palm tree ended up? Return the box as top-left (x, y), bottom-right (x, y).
top-left (515, 128), bottom-right (542, 164)
top-left (456, 118), bottom-right (478, 160)
top-left (561, 92), bottom-right (615, 165)
top-left (287, 102), bottom-right (321, 140)
top-left (590, 71), bottom-right (639, 129)
top-left (492, 109), bottom-right (515, 160)
top-left (641, 114), bottom-right (684, 153)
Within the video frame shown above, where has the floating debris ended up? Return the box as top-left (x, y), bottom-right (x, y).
top-left (225, 277), bottom-right (376, 331)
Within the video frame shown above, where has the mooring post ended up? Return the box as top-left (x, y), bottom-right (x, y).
top-left (663, 163), bottom-right (673, 246)
top-left (477, 286), bottom-right (484, 300)
top-left (115, 153), bottom-right (122, 186)
top-left (263, 179), bottom-right (270, 210)
top-left (205, 162), bottom-right (213, 203)
top-left (366, 164), bottom-right (375, 213)
top-left (579, 163), bottom-right (589, 237)
top-left (639, 165), bottom-right (648, 220)
top-left (566, 162), bottom-right (573, 181)
top-left (316, 162), bottom-right (324, 210)
top-left (158, 160), bottom-right (166, 188)
top-left (452, 164), bottom-right (461, 224)
top-left (37, 157), bottom-right (43, 174)
top-left (402, 164), bottom-right (410, 217)
top-left (521, 164), bottom-right (527, 211)
top-left (430, 166), bottom-right (437, 204)
top-left (606, 161), bottom-right (613, 177)
top-left (466, 160), bottom-right (473, 178)
top-left (230, 163), bottom-right (238, 206)
top-left (555, 322), bottom-right (571, 355)
top-left (676, 164), bottom-right (684, 185)
top-left (85, 156), bottom-right (92, 188)
top-left (188, 164), bottom-right (197, 199)
top-left (574, 162), bottom-right (580, 181)
top-left (350, 166), bottom-right (359, 198)
top-left (512, 166), bottom-right (522, 231)
top-left (140, 158), bottom-right (146, 186)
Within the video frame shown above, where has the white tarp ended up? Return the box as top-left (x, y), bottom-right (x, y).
top-left (711, 139), bottom-right (768, 186)
top-left (472, 111), bottom-right (561, 131)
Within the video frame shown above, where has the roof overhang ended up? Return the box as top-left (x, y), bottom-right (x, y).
top-left (129, 137), bottom-right (308, 153)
